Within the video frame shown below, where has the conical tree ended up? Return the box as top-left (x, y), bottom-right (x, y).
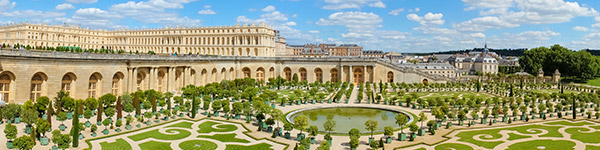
top-left (72, 100), bottom-right (80, 147)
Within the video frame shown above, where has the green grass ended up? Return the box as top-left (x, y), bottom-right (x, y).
top-left (167, 121), bottom-right (194, 129)
top-left (506, 133), bottom-right (530, 140)
top-left (139, 141), bottom-right (173, 150)
top-left (197, 121), bottom-right (238, 133)
top-left (178, 140), bottom-right (218, 150)
top-left (590, 125), bottom-right (600, 129)
top-left (506, 140), bottom-right (576, 150)
top-left (586, 145), bottom-right (600, 150)
top-left (586, 78), bottom-right (600, 87)
top-left (99, 138), bottom-right (132, 150)
top-left (413, 148), bottom-right (427, 150)
top-left (545, 120), bottom-right (593, 126)
top-left (455, 124), bottom-right (563, 149)
top-left (197, 133), bottom-right (250, 143)
top-left (225, 143), bottom-right (274, 150)
top-left (128, 129), bottom-right (191, 141)
top-left (434, 143), bottom-right (474, 150)
top-left (565, 127), bottom-right (600, 143)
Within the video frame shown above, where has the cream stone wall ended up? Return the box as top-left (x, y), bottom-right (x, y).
top-left (0, 50), bottom-right (446, 104)
top-left (0, 22), bottom-right (276, 56)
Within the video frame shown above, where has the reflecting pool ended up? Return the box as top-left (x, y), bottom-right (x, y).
top-left (289, 107), bottom-right (410, 133)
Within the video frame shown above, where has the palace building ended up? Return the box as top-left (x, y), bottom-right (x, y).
top-left (0, 22), bottom-right (277, 56)
top-left (0, 23), bottom-right (449, 104)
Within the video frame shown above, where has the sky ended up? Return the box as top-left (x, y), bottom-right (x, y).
top-left (0, 0), bottom-right (599, 52)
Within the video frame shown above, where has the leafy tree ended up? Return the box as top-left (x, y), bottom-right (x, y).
top-left (83, 109), bottom-right (93, 122)
top-left (349, 128), bottom-right (360, 140)
top-left (13, 135), bottom-right (35, 150)
top-left (365, 119), bottom-right (378, 139)
top-left (316, 141), bottom-right (330, 150)
top-left (72, 100), bottom-right (81, 147)
top-left (294, 115), bottom-right (309, 134)
top-left (395, 113), bottom-right (408, 133)
top-left (232, 102), bottom-right (243, 116)
top-left (3, 103), bottom-right (21, 122)
top-left (418, 112), bottom-right (427, 130)
top-left (102, 118), bottom-right (110, 130)
top-left (122, 94), bottom-right (134, 116)
top-left (283, 122), bottom-right (294, 134)
top-left (164, 92), bottom-right (174, 110)
top-left (21, 105), bottom-right (38, 128)
top-left (57, 112), bottom-right (67, 125)
top-left (384, 126), bottom-right (394, 138)
top-left (212, 100), bottom-right (222, 113)
top-left (51, 130), bottom-right (71, 149)
top-left (4, 123), bottom-right (17, 141)
top-left (35, 96), bottom-right (50, 115)
top-left (409, 124), bottom-right (419, 135)
top-left (35, 119), bottom-right (51, 137)
top-left (308, 125), bottom-right (319, 138)
top-left (323, 119), bottom-right (336, 135)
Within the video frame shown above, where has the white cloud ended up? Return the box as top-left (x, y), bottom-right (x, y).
top-left (110, 0), bottom-right (202, 26)
top-left (248, 8), bottom-right (257, 12)
top-left (462, 0), bottom-right (599, 30)
top-left (1, 10), bottom-right (65, 19)
top-left (321, 0), bottom-right (380, 10)
top-left (453, 16), bottom-right (519, 32)
top-left (570, 32), bottom-right (600, 49)
top-left (408, 8), bottom-right (420, 12)
top-left (0, 0), bottom-right (16, 11)
top-left (317, 11), bottom-right (382, 31)
top-left (308, 30), bottom-right (320, 34)
top-left (198, 9), bottom-right (216, 15)
top-left (285, 21), bottom-right (297, 26)
top-left (262, 5), bottom-right (276, 12)
top-left (406, 12), bottom-right (445, 26)
top-left (368, 1), bottom-right (385, 8)
top-left (204, 5), bottom-right (211, 9)
top-left (55, 8), bottom-right (124, 29)
top-left (389, 8), bottom-right (404, 16)
top-left (66, 0), bottom-right (98, 4)
top-left (236, 7), bottom-right (317, 44)
top-left (573, 26), bottom-right (589, 32)
top-left (56, 3), bottom-right (75, 10)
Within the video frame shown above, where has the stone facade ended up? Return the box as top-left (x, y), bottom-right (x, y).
top-left (0, 22), bottom-right (276, 56)
top-left (0, 49), bottom-right (445, 104)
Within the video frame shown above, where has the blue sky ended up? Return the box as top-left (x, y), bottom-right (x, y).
top-left (0, 0), bottom-right (599, 52)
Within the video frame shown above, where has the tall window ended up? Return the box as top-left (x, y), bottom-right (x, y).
top-left (387, 71), bottom-right (394, 83)
top-left (0, 74), bottom-right (10, 102)
top-left (89, 75), bottom-right (98, 98)
top-left (330, 69), bottom-right (338, 83)
top-left (284, 68), bottom-right (292, 81)
top-left (315, 68), bottom-right (323, 83)
top-left (243, 68), bottom-right (251, 78)
top-left (112, 74), bottom-right (121, 95)
top-left (137, 72), bottom-right (145, 91)
top-left (256, 68), bottom-right (265, 82)
top-left (31, 74), bottom-right (43, 101)
top-left (299, 68), bottom-right (307, 81)
top-left (61, 75), bottom-right (72, 93)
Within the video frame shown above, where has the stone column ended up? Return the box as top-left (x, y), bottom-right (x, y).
top-left (127, 67), bottom-right (132, 92)
top-left (132, 68), bottom-right (138, 91)
top-left (168, 67), bottom-right (176, 93)
top-left (185, 66), bottom-right (192, 86)
top-left (339, 65), bottom-right (344, 82)
top-left (349, 65), bottom-right (353, 85)
top-left (364, 65), bottom-right (369, 83)
top-left (149, 67), bottom-right (156, 90)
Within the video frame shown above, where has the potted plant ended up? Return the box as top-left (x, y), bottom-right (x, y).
top-left (384, 126), bottom-right (393, 144)
top-left (162, 110), bottom-right (170, 121)
top-left (4, 123), bottom-right (17, 149)
top-left (323, 119), bottom-right (336, 145)
top-left (102, 118), bottom-right (110, 135)
top-left (294, 115), bottom-right (309, 141)
top-left (171, 108), bottom-right (178, 119)
top-left (90, 124), bottom-right (97, 137)
top-left (83, 109), bottom-right (93, 128)
top-left (36, 119), bottom-right (51, 146)
top-left (307, 125), bottom-right (318, 144)
top-left (283, 122), bottom-right (293, 139)
top-left (265, 118), bottom-right (275, 132)
top-left (51, 130), bottom-right (71, 149)
top-left (144, 112), bottom-right (153, 125)
top-left (396, 114), bottom-right (408, 141)
top-left (57, 112), bottom-right (67, 131)
top-left (409, 124), bottom-right (419, 141)
top-left (125, 116), bottom-right (133, 130)
top-left (13, 135), bottom-right (35, 150)
top-left (115, 119), bottom-right (122, 132)
top-left (136, 116), bottom-right (143, 128)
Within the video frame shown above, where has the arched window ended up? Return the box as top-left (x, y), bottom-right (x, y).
top-left (61, 74), bottom-right (74, 93)
top-left (284, 67), bottom-right (292, 81)
top-left (299, 68), bottom-right (307, 81)
top-left (137, 72), bottom-right (145, 91)
top-left (315, 68), bottom-right (323, 83)
top-left (387, 71), bottom-right (394, 83)
top-left (243, 67), bottom-right (251, 78)
top-left (256, 68), bottom-right (265, 82)
top-left (89, 74), bottom-right (100, 98)
top-left (31, 74), bottom-right (44, 101)
top-left (112, 73), bottom-right (123, 95)
top-left (0, 74), bottom-right (11, 102)
top-left (330, 69), bottom-right (338, 83)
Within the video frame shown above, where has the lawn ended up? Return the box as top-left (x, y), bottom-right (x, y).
top-left (455, 124), bottom-right (563, 149)
top-left (225, 143), bottom-right (275, 150)
top-left (586, 78), bottom-right (600, 87)
top-left (544, 120), bottom-right (594, 126)
top-left (197, 133), bottom-right (250, 143)
top-left (139, 141), bottom-right (173, 150)
top-left (564, 127), bottom-right (600, 143)
top-left (128, 129), bottom-right (191, 141)
top-left (434, 143), bottom-right (474, 150)
top-left (197, 121), bottom-right (238, 133)
top-left (506, 140), bottom-right (576, 150)
top-left (167, 121), bottom-right (194, 129)
top-left (179, 140), bottom-right (218, 150)
top-left (99, 138), bottom-right (132, 150)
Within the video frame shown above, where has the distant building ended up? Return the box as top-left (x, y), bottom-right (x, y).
top-left (282, 43), bottom-right (362, 57)
top-left (363, 50), bottom-right (386, 58)
top-left (448, 44), bottom-right (499, 74)
top-left (398, 63), bottom-right (458, 78)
